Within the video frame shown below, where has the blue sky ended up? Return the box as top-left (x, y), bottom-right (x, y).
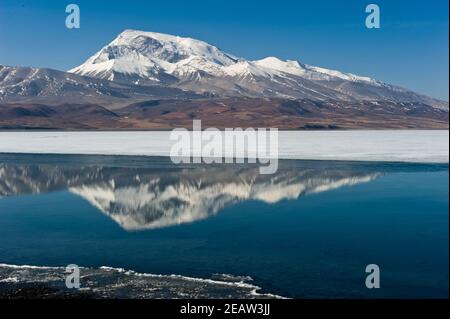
top-left (0, 0), bottom-right (448, 100)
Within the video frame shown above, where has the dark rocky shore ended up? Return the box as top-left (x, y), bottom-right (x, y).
top-left (0, 264), bottom-right (283, 299)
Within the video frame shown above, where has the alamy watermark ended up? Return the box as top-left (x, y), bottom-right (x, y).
top-left (365, 4), bottom-right (380, 29)
top-left (65, 264), bottom-right (80, 289)
top-left (169, 120), bottom-right (279, 174)
top-left (64, 4), bottom-right (380, 30)
top-left (365, 264), bottom-right (380, 289)
top-left (65, 4), bottom-right (80, 29)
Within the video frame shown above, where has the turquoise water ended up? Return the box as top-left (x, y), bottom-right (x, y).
top-left (0, 154), bottom-right (448, 298)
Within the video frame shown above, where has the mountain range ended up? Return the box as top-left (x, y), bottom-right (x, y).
top-left (0, 29), bottom-right (448, 129)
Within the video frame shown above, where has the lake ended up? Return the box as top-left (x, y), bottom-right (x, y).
top-left (0, 154), bottom-right (448, 298)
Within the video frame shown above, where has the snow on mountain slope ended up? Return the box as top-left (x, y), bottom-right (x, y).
top-left (0, 64), bottom-right (201, 106)
top-left (69, 30), bottom-right (376, 91)
top-left (254, 56), bottom-right (378, 84)
top-left (70, 29), bottom-right (371, 84)
top-left (69, 29), bottom-right (238, 85)
top-left (68, 29), bottom-right (448, 108)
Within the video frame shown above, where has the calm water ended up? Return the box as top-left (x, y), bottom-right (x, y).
top-left (0, 154), bottom-right (448, 298)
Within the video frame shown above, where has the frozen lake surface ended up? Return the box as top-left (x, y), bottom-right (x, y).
top-left (0, 130), bottom-right (448, 163)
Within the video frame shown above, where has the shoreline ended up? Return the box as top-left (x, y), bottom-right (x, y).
top-left (0, 263), bottom-right (285, 299)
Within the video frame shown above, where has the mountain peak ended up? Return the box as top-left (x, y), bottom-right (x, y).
top-left (106, 29), bottom-right (238, 66)
top-left (254, 57), bottom-right (306, 76)
top-left (115, 29), bottom-right (193, 45)
top-left (257, 56), bottom-right (302, 67)
top-left (69, 29), bottom-right (239, 84)
top-left (67, 29), bottom-right (447, 108)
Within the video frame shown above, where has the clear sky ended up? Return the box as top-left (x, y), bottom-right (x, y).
top-left (0, 0), bottom-right (448, 100)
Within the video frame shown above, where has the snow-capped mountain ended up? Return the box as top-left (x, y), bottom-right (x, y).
top-left (1, 29), bottom-right (447, 129)
top-left (70, 30), bottom-right (238, 83)
top-left (70, 29), bottom-right (447, 108)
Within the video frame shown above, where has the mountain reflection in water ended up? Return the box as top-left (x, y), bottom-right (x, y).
top-left (0, 156), bottom-right (384, 230)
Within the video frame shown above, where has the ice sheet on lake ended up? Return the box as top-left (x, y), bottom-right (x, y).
top-left (0, 130), bottom-right (448, 163)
